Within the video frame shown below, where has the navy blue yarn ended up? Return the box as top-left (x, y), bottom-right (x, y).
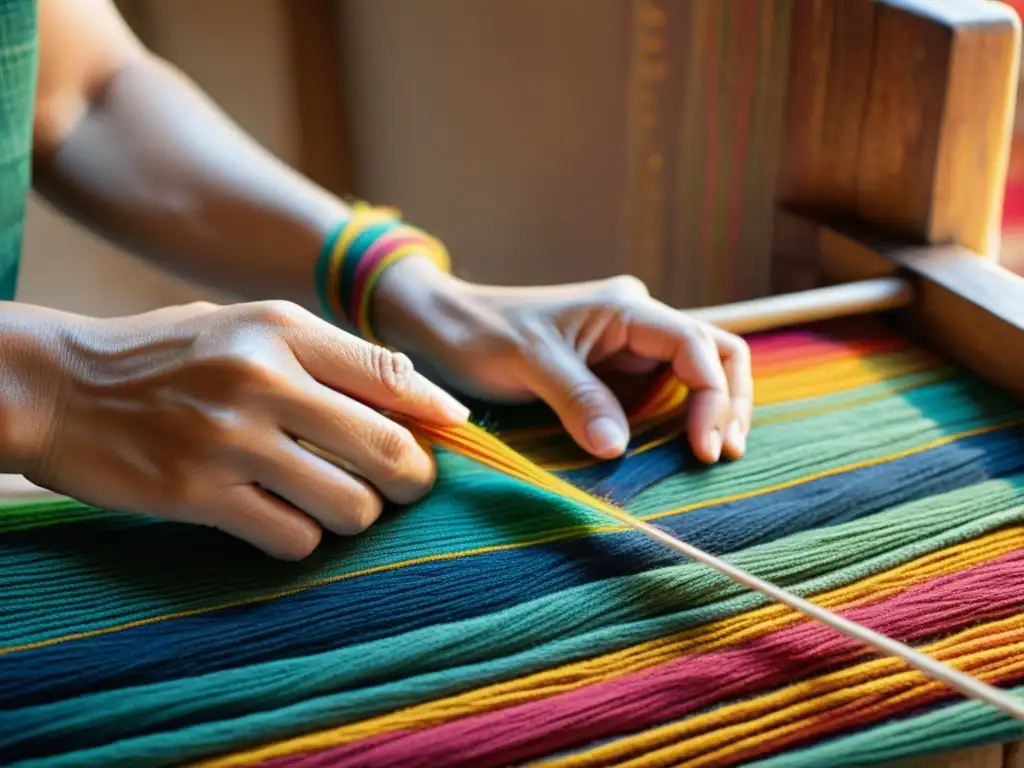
top-left (1, 426), bottom-right (1021, 712)
top-left (558, 438), bottom-right (698, 505)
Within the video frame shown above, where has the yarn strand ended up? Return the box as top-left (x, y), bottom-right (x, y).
top-left (407, 418), bottom-right (1024, 725)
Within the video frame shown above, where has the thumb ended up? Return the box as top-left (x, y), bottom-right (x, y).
top-left (519, 343), bottom-right (631, 459)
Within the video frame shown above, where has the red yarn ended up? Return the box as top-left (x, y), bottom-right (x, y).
top-left (265, 549), bottom-right (1024, 768)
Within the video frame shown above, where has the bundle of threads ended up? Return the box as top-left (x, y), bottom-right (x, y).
top-left (316, 202), bottom-right (451, 343)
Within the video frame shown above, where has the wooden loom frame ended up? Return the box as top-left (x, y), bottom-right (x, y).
top-left (702, 2), bottom-right (1024, 766)
top-left (274, 1), bottom-right (1024, 765)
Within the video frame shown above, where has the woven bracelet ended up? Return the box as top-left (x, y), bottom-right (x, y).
top-left (316, 203), bottom-right (451, 344)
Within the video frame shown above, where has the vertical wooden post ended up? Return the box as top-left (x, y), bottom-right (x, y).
top-left (773, 0), bottom-right (1021, 290)
top-left (282, 0), bottom-right (352, 196)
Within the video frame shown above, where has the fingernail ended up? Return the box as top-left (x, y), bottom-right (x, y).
top-left (587, 417), bottom-right (628, 457)
top-left (727, 420), bottom-right (746, 455)
top-left (706, 429), bottom-right (723, 462)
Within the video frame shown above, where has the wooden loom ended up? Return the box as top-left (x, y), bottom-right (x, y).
top-left (1, 1), bottom-right (1020, 766)
top-left (685, 1), bottom-right (1024, 766)
top-left (282, 1), bottom-right (1024, 763)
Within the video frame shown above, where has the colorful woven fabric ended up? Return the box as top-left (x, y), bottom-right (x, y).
top-left (1, 316), bottom-right (1023, 767)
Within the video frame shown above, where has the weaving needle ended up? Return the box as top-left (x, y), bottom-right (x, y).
top-left (407, 420), bottom-right (1024, 726)
top-left (589, 503), bottom-right (1024, 725)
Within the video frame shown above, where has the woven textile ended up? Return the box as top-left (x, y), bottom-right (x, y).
top-left (2, 316), bottom-right (1023, 767)
top-left (0, 0), bottom-right (37, 301)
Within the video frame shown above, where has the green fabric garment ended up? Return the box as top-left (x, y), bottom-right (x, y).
top-left (0, 0), bottom-right (37, 301)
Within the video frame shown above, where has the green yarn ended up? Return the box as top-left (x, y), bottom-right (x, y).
top-left (629, 375), bottom-right (1022, 514)
top-left (748, 366), bottom-right (956, 420)
top-left (3, 372), bottom-right (1020, 650)
top-left (745, 685), bottom-right (1024, 767)
top-left (8, 474), bottom-right (1024, 768)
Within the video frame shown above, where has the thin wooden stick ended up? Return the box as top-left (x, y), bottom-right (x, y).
top-left (414, 276), bottom-right (1024, 722)
top-left (593, 501), bottom-right (1024, 723)
top-left (412, 417), bottom-right (1024, 726)
top-left (688, 276), bottom-right (915, 334)
top-left (671, 278), bottom-right (1024, 717)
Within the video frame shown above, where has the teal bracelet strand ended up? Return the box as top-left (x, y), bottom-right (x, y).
top-left (316, 203), bottom-right (451, 343)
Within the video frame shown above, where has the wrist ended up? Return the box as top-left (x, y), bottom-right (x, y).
top-left (371, 254), bottom-right (471, 356)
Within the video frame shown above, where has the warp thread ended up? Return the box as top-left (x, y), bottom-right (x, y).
top-left (3, 429), bottom-right (1020, 710)
top-left (4, 475), bottom-right (1023, 765)
top-left (744, 683), bottom-right (1024, 768)
top-left (257, 549), bottom-right (1024, 768)
top-left (198, 525), bottom-right (1024, 767)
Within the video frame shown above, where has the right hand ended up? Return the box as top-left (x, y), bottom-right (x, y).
top-left (17, 300), bottom-right (470, 560)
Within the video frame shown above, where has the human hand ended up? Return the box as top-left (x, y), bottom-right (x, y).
top-left (17, 300), bottom-right (468, 559)
top-left (373, 258), bottom-right (752, 462)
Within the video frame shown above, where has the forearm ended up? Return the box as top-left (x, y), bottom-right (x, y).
top-left (32, 54), bottom-right (349, 310)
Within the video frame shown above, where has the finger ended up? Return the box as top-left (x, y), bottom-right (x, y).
top-left (621, 302), bottom-right (733, 463)
top-left (278, 376), bottom-right (437, 505)
top-left (212, 484), bottom-right (323, 561)
top-left (515, 330), bottom-right (631, 459)
top-left (273, 305), bottom-right (469, 425)
top-left (710, 327), bottom-right (753, 459)
top-left (252, 436), bottom-right (385, 536)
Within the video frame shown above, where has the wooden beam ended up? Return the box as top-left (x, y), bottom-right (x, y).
top-left (774, 209), bottom-right (1024, 402)
top-left (775, 0), bottom-right (1020, 291)
top-left (282, 0), bottom-right (351, 196)
top-left (872, 744), bottom-right (1004, 768)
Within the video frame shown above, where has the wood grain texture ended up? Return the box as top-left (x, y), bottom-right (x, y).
top-left (775, 0), bottom-right (1020, 294)
top-left (873, 744), bottom-right (1004, 768)
top-left (778, 210), bottom-right (1024, 402)
top-left (1005, 741), bottom-right (1024, 768)
top-left (689, 276), bottom-right (913, 333)
top-left (282, 0), bottom-right (350, 195)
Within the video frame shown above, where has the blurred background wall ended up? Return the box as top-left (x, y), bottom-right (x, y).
top-left (19, 0), bottom-right (797, 316)
top-left (17, 0), bottom-right (1024, 319)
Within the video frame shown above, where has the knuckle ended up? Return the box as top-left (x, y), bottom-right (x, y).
top-left (604, 274), bottom-right (649, 302)
top-left (247, 299), bottom-right (304, 328)
top-left (203, 353), bottom-right (286, 398)
top-left (368, 346), bottom-right (418, 400)
top-left (197, 412), bottom-right (251, 460)
top-left (492, 334), bottom-right (526, 361)
top-left (188, 300), bottom-right (218, 312)
top-left (341, 488), bottom-right (384, 534)
top-left (175, 473), bottom-right (214, 512)
top-left (725, 332), bottom-right (752, 361)
top-left (373, 424), bottom-right (422, 478)
top-left (684, 322), bottom-right (717, 350)
top-left (565, 379), bottom-right (613, 412)
top-left (234, 350), bottom-right (285, 383)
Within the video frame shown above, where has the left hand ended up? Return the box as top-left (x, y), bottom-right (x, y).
top-left (373, 257), bottom-right (752, 463)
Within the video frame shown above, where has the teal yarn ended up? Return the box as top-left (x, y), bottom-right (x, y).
top-left (313, 218), bottom-right (347, 324)
top-left (3, 319), bottom-right (1024, 767)
top-left (745, 685), bottom-right (1024, 767)
top-left (4, 475), bottom-right (1023, 767)
top-left (1, 381), bottom-right (1019, 650)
